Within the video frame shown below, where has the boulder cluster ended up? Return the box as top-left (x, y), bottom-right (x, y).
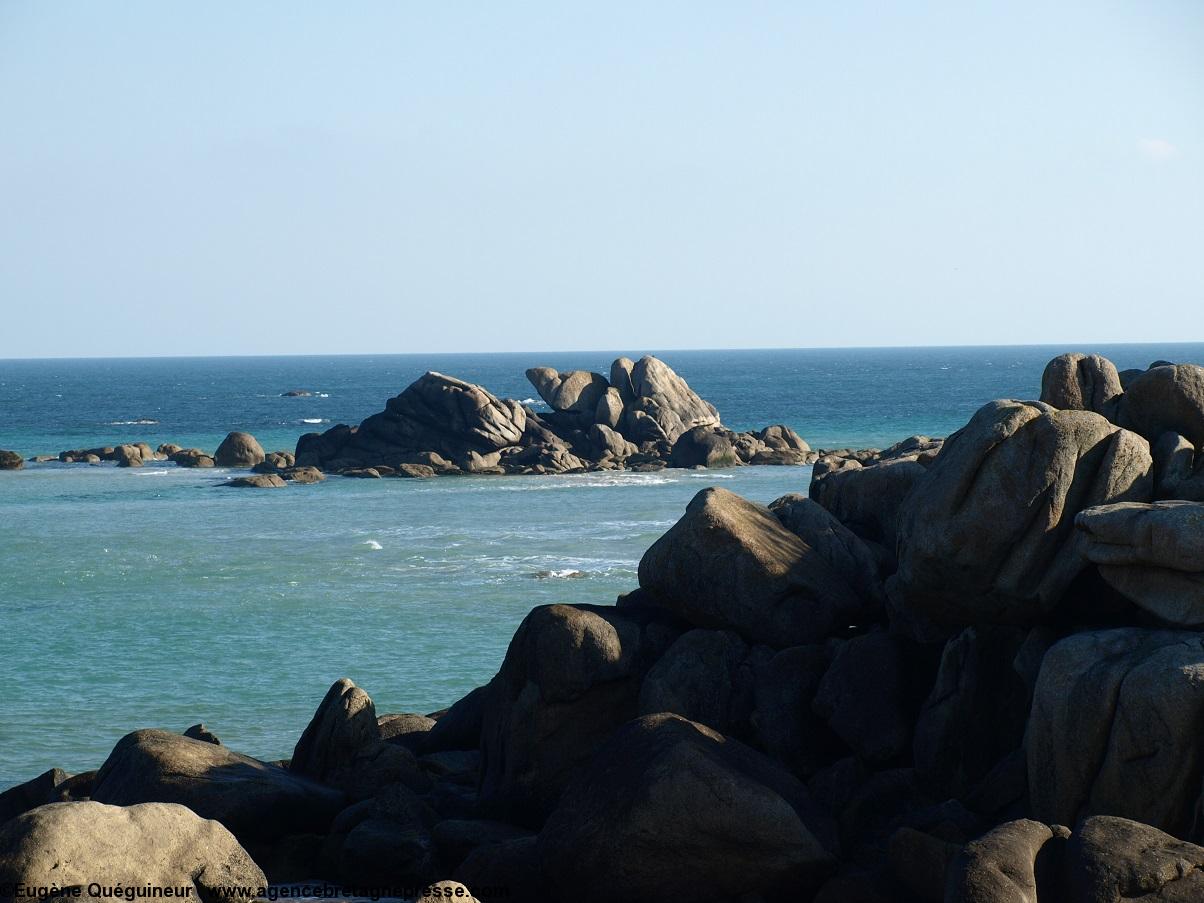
top-left (4, 352), bottom-right (1204, 902)
top-left (5, 356), bottom-right (814, 485)
top-left (294, 355), bottom-right (813, 475)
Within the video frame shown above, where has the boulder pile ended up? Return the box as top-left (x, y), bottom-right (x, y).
top-left (4, 352), bottom-right (1204, 902)
top-left (295, 355), bottom-right (814, 475)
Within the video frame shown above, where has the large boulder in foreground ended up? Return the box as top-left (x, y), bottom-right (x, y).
top-left (1027, 628), bottom-right (1204, 839)
top-left (479, 603), bottom-right (681, 827)
top-left (525, 367), bottom-right (610, 414)
top-left (892, 400), bottom-right (1153, 626)
top-left (1118, 363), bottom-right (1204, 447)
top-left (638, 488), bottom-right (867, 647)
top-left (1076, 501), bottom-right (1204, 627)
top-left (1039, 352), bottom-right (1123, 419)
top-left (214, 431), bottom-right (266, 468)
top-left (538, 713), bottom-right (837, 903)
top-left (90, 729), bottom-right (344, 844)
top-left (809, 457), bottom-right (927, 550)
top-left (0, 801), bottom-right (266, 903)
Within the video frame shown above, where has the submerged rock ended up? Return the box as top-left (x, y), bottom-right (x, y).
top-left (224, 473), bottom-right (286, 488)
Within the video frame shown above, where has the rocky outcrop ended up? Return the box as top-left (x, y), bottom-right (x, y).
top-left (1152, 431), bottom-right (1204, 501)
top-left (1040, 352), bottom-right (1123, 419)
top-left (0, 802), bottom-right (266, 903)
top-left (90, 729), bottom-right (345, 844)
top-left (1067, 815), bottom-right (1204, 902)
top-left (944, 819), bottom-right (1066, 903)
top-left (214, 431), bottom-right (266, 468)
top-left (0, 450), bottom-right (23, 470)
top-left (291, 355), bottom-right (780, 476)
top-left (291, 679), bottom-right (430, 801)
top-left (638, 487), bottom-right (869, 647)
top-left (537, 713), bottom-right (838, 903)
top-left (525, 368), bottom-right (610, 414)
top-left (1076, 501), bottom-right (1204, 626)
top-left (1027, 629), bottom-right (1204, 838)
top-left (892, 400), bottom-right (1153, 626)
top-left (1118, 363), bottom-right (1204, 446)
top-left (479, 603), bottom-right (680, 826)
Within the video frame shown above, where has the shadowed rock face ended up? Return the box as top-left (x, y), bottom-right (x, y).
top-left (537, 713), bottom-right (838, 903)
top-left (90, 729), bottom-right (345, 844)
top-left (622, 355), bottom-right (720, 443)
top-left (1077, 501), bottom-right (1204, 626)
top-left (1027, 629), bottom-right (1204, 839)
top-left (478, 603), bottom-right (682, 827)
top-left (892, 400), bottom-right (1154, 626)
top-left (0, 801), bottom-right (267, 903)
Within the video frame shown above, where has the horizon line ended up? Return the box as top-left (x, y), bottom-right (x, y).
top-left (4, 339), bottom-right (1204, 364)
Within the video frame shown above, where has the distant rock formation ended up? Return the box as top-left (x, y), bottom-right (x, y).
top-left (296, 355), bottom-right (812, 475)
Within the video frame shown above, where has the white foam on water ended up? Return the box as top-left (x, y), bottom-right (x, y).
top-left (300, 418), bottom-right (327, 424)
top-left (361, 540), bottom-right (383, 550)
top-left (107, 419), bottom-right (159, 425)
top-left (533, 568), bottom-right (586, 579)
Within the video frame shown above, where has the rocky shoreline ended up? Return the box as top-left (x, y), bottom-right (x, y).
top-left (0, 356), bottom-right (821, 482)
top-left (4, 351), bottom-right (1204, 901)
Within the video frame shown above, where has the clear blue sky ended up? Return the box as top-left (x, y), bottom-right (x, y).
top-left (1, 2), bottom-right (1200, 358)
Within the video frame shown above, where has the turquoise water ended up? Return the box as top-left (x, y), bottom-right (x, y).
top-left (3, 344), bottom-right (1203, 789)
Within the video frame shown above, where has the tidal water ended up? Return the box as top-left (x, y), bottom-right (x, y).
top-left (2, 344), bottom-right (1202, 789)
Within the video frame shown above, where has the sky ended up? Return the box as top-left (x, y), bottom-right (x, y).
top-left (0, 2), bottom-right (1201, 358)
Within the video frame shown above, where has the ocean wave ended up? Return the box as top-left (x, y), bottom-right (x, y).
top-left (532, 568), bottom-right (587, 579)
top-left (107, 419), bottom-right (159, 425)
top-left (300, 418), bottom-right (327, 424)
top-left (361, 540), bottom-right (383, 550)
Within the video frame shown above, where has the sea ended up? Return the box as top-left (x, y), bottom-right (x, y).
top-left (2, 344), bottom-right (1202, 790)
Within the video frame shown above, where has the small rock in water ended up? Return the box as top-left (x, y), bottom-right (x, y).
top-left (281, 389), bottom-right (313, 397)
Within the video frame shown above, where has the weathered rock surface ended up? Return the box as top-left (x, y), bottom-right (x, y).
top-left (1076, 501), bottom-right (1204, 627)
top-left (0, 801), bottom-right (266, 903)
top-left (1152, 431), bottom-right (1204, 501)
top-left (525, 368), bottom-right (610, 414)
top-left (810, 457), bottom-right (927, 551)
top-left (1118, 363), bottom-right (1204, 447)
top-left (944, 819), bottom-right (1066, 903)
top-left (214, 431), bottom-right (266, 468)
top-left (1066, 815), bottom-right (1204, 902)
top-left (538, 713), bottom-right (838, 903)
top-left (90, 729), bottom-right (344, 844)
top-left (893, 400), bottom-right (1153, 625)
top-left (638, 487), bottom-right (866, 647)
top-left (668, 424), bottom-right (739, 468)
top-left (1040, 353), bottom-right (1123, 419)
top-left (0, 450), bottom-right (23, 470)
top-left (292, 678), bottom-right (428, 800)
top-left (1027, 629), bottom-right (1204, 838)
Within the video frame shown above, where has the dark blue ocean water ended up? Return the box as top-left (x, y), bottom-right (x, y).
top-left (1, 344), bottom-right (1201, 790)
